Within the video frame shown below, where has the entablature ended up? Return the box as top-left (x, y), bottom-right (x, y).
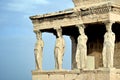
top-left (30, 2), bottom-right (120, 32)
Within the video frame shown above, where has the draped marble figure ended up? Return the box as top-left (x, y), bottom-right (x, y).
top-left (54, 28), bottom-right (65, 70)
top-left (102, 23), bottom-right (115, 68)
top-left (34, 31), bottom-right (44, 70)
top-left (76, 25), bottom-right (88, 69)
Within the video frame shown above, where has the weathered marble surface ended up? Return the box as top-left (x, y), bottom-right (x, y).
top-left (30, 2), bottom-right (120, 31)
top-left (102, 22), bottom-right (115, 68)
top-left (54, 28), bottom-right (65, 70)
top-left (34, 31), bottom-right (44, 70)
top-left (32, 69), bottom-right (120, 80)
top-left (30, 0), bottom-right (120, 80)
top-left (76, 25), bottom-right (88, 69)
top-left (72, 0), bottom-right (120, 7)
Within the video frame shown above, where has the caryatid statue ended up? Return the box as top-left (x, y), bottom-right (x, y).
top-left (34, 31), bottom-right (44, 70)
top-left (54, 28), bottom-right (65, 70)
top-left (102, 22), bottom-right (115, 68)
top-left (76, 24), bottom-right (88, 69)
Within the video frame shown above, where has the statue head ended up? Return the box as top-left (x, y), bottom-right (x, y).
top-left (56, 28), bottom-right (62, 38)
top-left (105, 22), bottom-right (113, 32)
top-left (78, 24), bottom-right (85, 35)
top-left (106, 26), bottom-right (112, 32)
top-left (35, 31), bottom-right (42, 40)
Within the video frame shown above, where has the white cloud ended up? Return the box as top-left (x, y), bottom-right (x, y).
top-left (5, 0), bottom-right (50, 13)
top-left (7, 3), bottom-right (28, 12)
top-left (34, 0), bottom-right (49, 4)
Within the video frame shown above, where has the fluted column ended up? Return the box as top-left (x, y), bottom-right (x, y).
top-left (102, 21), bottom-right (115, 68)
top-left (34, 30), bottom-right (44, 70)
top-left (54, 28), bottom-right (65, 70)
top-left (76, 24), bottom-right (88, 69)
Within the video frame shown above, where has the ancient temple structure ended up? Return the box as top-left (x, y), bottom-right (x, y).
top-left (30, 0), bottom-right (120, 80)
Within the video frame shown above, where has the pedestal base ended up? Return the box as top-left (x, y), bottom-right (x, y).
top-left (32, 69), bottom-right (120, 80)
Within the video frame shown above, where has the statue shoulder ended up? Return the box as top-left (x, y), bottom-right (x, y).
top-left (84, 35), bottom-right (88, 39)
top-left (112, 32), bottom-right (115, 35)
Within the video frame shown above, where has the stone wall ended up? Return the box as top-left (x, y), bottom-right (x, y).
top-left (114, 42), bottom-right (120, 68)
top-left (73, 0), bottom-right (120, 7)
top-left (32, 69), bottom-right (120, 80)
top-left (113, 23), bottom-right (120, 69)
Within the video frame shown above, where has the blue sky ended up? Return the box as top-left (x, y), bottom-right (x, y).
top-left (0, 0), bottom-right (74, 80)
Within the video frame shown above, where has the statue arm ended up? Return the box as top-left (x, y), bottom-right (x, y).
top-left (62, 39), bottom-right (65, 54)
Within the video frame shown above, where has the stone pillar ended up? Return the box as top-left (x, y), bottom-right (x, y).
top-left (54, 28), bottom-right (65, 70)
top-left (34, 30), bottom-right (44, 70)
top-left (75, 24), bottom-right (88, 69)
top-left (70, 36), bottom-right (77, 69)
top-left (102, 21), bottom-right (115, 68)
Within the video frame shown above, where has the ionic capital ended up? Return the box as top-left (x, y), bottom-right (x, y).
top-left (104, 20), bottom-right (115, 26)
top-left (54, 27), bottom-right (63, 38)
top-left (76, 24), bottom-right (85, 29)
top-left (54, 26), bottom-right (61, 30)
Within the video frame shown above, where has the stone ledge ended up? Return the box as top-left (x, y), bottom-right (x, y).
top-left (32, 69), bottom-right (119, 75)
top-left (32, 69), bottom-right (120, 80)
top-left (30, 1), bottom-right (120, 20)
top-left (30, 8), bottom-right (74, 19)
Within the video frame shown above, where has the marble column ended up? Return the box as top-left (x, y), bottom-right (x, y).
top-left (76, 24), bottom-right (88, 69)
top-left (102, 21), bottom-right (115, 68)
top-left (34, 30), bottom-right (44, 70)
top-left (54, 28), bottom-right (65, 70)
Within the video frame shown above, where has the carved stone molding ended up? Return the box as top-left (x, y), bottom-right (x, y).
top-left (81, 4), bottom-right (112, 16)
